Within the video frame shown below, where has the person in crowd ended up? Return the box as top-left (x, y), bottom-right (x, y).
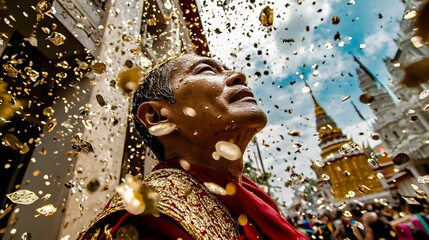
top-left (392, 197), bottom-right (429, 240)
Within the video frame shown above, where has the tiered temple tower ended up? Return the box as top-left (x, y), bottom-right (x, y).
top-left (310, 90), bottom-right (385, 202)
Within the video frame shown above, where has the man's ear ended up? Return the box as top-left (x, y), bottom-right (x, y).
top-left (136, 101), bottom-right (168, 128)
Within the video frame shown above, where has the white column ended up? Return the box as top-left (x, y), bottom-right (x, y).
top-left (59, 0), bottom-right (144, 238)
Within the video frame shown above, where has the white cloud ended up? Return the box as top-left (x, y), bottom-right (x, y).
top-left (363, 30), bottom-right (398, 58)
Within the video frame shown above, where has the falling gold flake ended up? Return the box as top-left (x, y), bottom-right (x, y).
top-left (3, 64), bottom-right (19, 78)
top-left (43, 107), bottom-right (54, 117)
top-left (6, 190), bottom-right (39, 205)
top-left (410, 36), bottom-right (425, 48)
top-left (415, 189), bottom-right (427, 199)
top-left (47, 118), bottom-right (57, 132)
top-left (117, 68), bottom-right (141, 94)
top-left (332, 16), bottom-right (340, 25)
top-left (95, 94), bottom-right (106, 106)
top-left (238, 214), bottom-right (248, 226)
top-left (2, 133), bottom-right (22, 151)
top-left (324, 42), bottom-right (333, 49)
top-left (301, 86), bottom-right (310, 93)
top-left (36, 0), bottom-right (52, 15)
top-left (116, 174), bottom-right (159, 216)
top-left (25, 67), bottom-right (40, 82)
top-left (36, 204), bottom-right (57, 216)
top-left (259, 6), bottom-right (274, 27)
top-left (341, 95), bottom-right (351, 102)
top-left (92, 62), bottom-right (106, 74)
top-left (33, 170), bottom-right (41, 177)
top-left (204, 182), bottom-right (227, 196)
top-left (183, 107), bottom-right (197, 117)
top-left (47, 32), bottom-right (66, 46)
top-left (403, 10), bottom-right (417, 20)
top-left (343, 211), bottom-right (352, 217)
top-left (339, 142), bottom-right (360, 155)
top-left (56, 61), bottom-right (69, 69)
top-left (346, 191), bottom-right (355, 198)
top-left (403, 196), bottom-right (419, 205)
top-left (359, 93), bottom-right (374, 104)
top-left (41, 193), bottom-right (51, 201)
top-left (287, 130), bottom-right (301, 137)
top-left (213, 141), bottom-right (242, 161)
top-left (314, 160), bottom-right (325, 167)
top-left (225, 182), bottom-right (236, 196)
top-left (392, 153), bottom-right (410, 165)
top-left (357, 185), bottom-right (371, 193)
top-left (21, 232), bottom-right (32, 239)
top-left (179, 159), bottom-right (191, 171)
top-left (19, 143), bottom-right (30, 154)
top-left (419, 90), bottom-right (429, 100)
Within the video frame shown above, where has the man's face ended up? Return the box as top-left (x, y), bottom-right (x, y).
top-left (161, 54), bottom-right (267, 142)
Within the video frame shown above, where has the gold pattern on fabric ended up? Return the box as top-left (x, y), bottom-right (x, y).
top-left (143, 168), bottom-right (240, 240)
top-left (78, 168), bottom-right (240, 240)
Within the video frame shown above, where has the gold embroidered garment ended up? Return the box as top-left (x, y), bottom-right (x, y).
top-left (79, 168), bottom-right (240, 240)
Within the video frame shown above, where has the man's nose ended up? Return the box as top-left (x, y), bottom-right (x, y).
top-left (225, 71), bottom-right (247, 86)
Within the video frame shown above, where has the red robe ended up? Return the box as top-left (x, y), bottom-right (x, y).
top-left (80, 161), bottom-right (308, 240)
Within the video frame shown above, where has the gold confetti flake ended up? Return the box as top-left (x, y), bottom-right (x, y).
top-left (402, 196), bottom-right (419, 205)
top-left (3, 64), bottom-right (19, 78)
top-left (415, 189), bottom-right (427, 199)
top-left (321, 174), bottom-right (330, 181)
top-left (43, 107), bottom-right (54, 117)
top-left (41, 193), bottom-right (51, 201)
top-left (47, 32), bottom-right (66, 46)
top-left (357, 185), bottom-right (371, 193)
top-left (238, 214), bottom-right (248, 226)
top-left (332, 16), bottom-right (340, 25)
top-left (259, 6), bottom-right (274, 27)
top-left (288, 130), bottom-right (301, 136)
top-left (117, 68), bottom-right (141, 94)
top-left (225, 182), bottom-right (237, 196)
top-left (392, 153), bottom-right (410, 165)
top-left (204, 182), bottom-right (227, 196)
top-left (91, 62), bottom-right (107, 74)
top-left (36, 0), bottom-right (52, 14)
top-left (2, 133), bottom-right (22, 151)
top-left (6, 190), bottom-right (39, 205)
top-left (213, 141), bottom-right (242, 161)
top-left (36, 204), bottom-right (57, 216)
top-left (314, 160), bottom-right (325, 167)
top-left (341, 95), bottom-right (351, 102)
top-left (339, 142), bottom-right (360, 155)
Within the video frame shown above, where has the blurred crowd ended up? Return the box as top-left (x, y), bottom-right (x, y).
top-left (287, 197), bottom-right (429, 240)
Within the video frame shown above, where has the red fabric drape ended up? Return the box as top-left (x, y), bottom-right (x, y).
top-left (157, 161), bottom-right (308, 240)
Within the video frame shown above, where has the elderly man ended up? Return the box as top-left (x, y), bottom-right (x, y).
top-left (79, 54), bottom-right (307, 239)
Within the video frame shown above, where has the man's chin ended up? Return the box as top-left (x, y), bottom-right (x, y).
top-left (235, 111), bottom-right (268, 131)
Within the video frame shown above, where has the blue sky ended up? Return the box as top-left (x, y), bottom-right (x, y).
top-left (196, 0), bottom-right (405, 205)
